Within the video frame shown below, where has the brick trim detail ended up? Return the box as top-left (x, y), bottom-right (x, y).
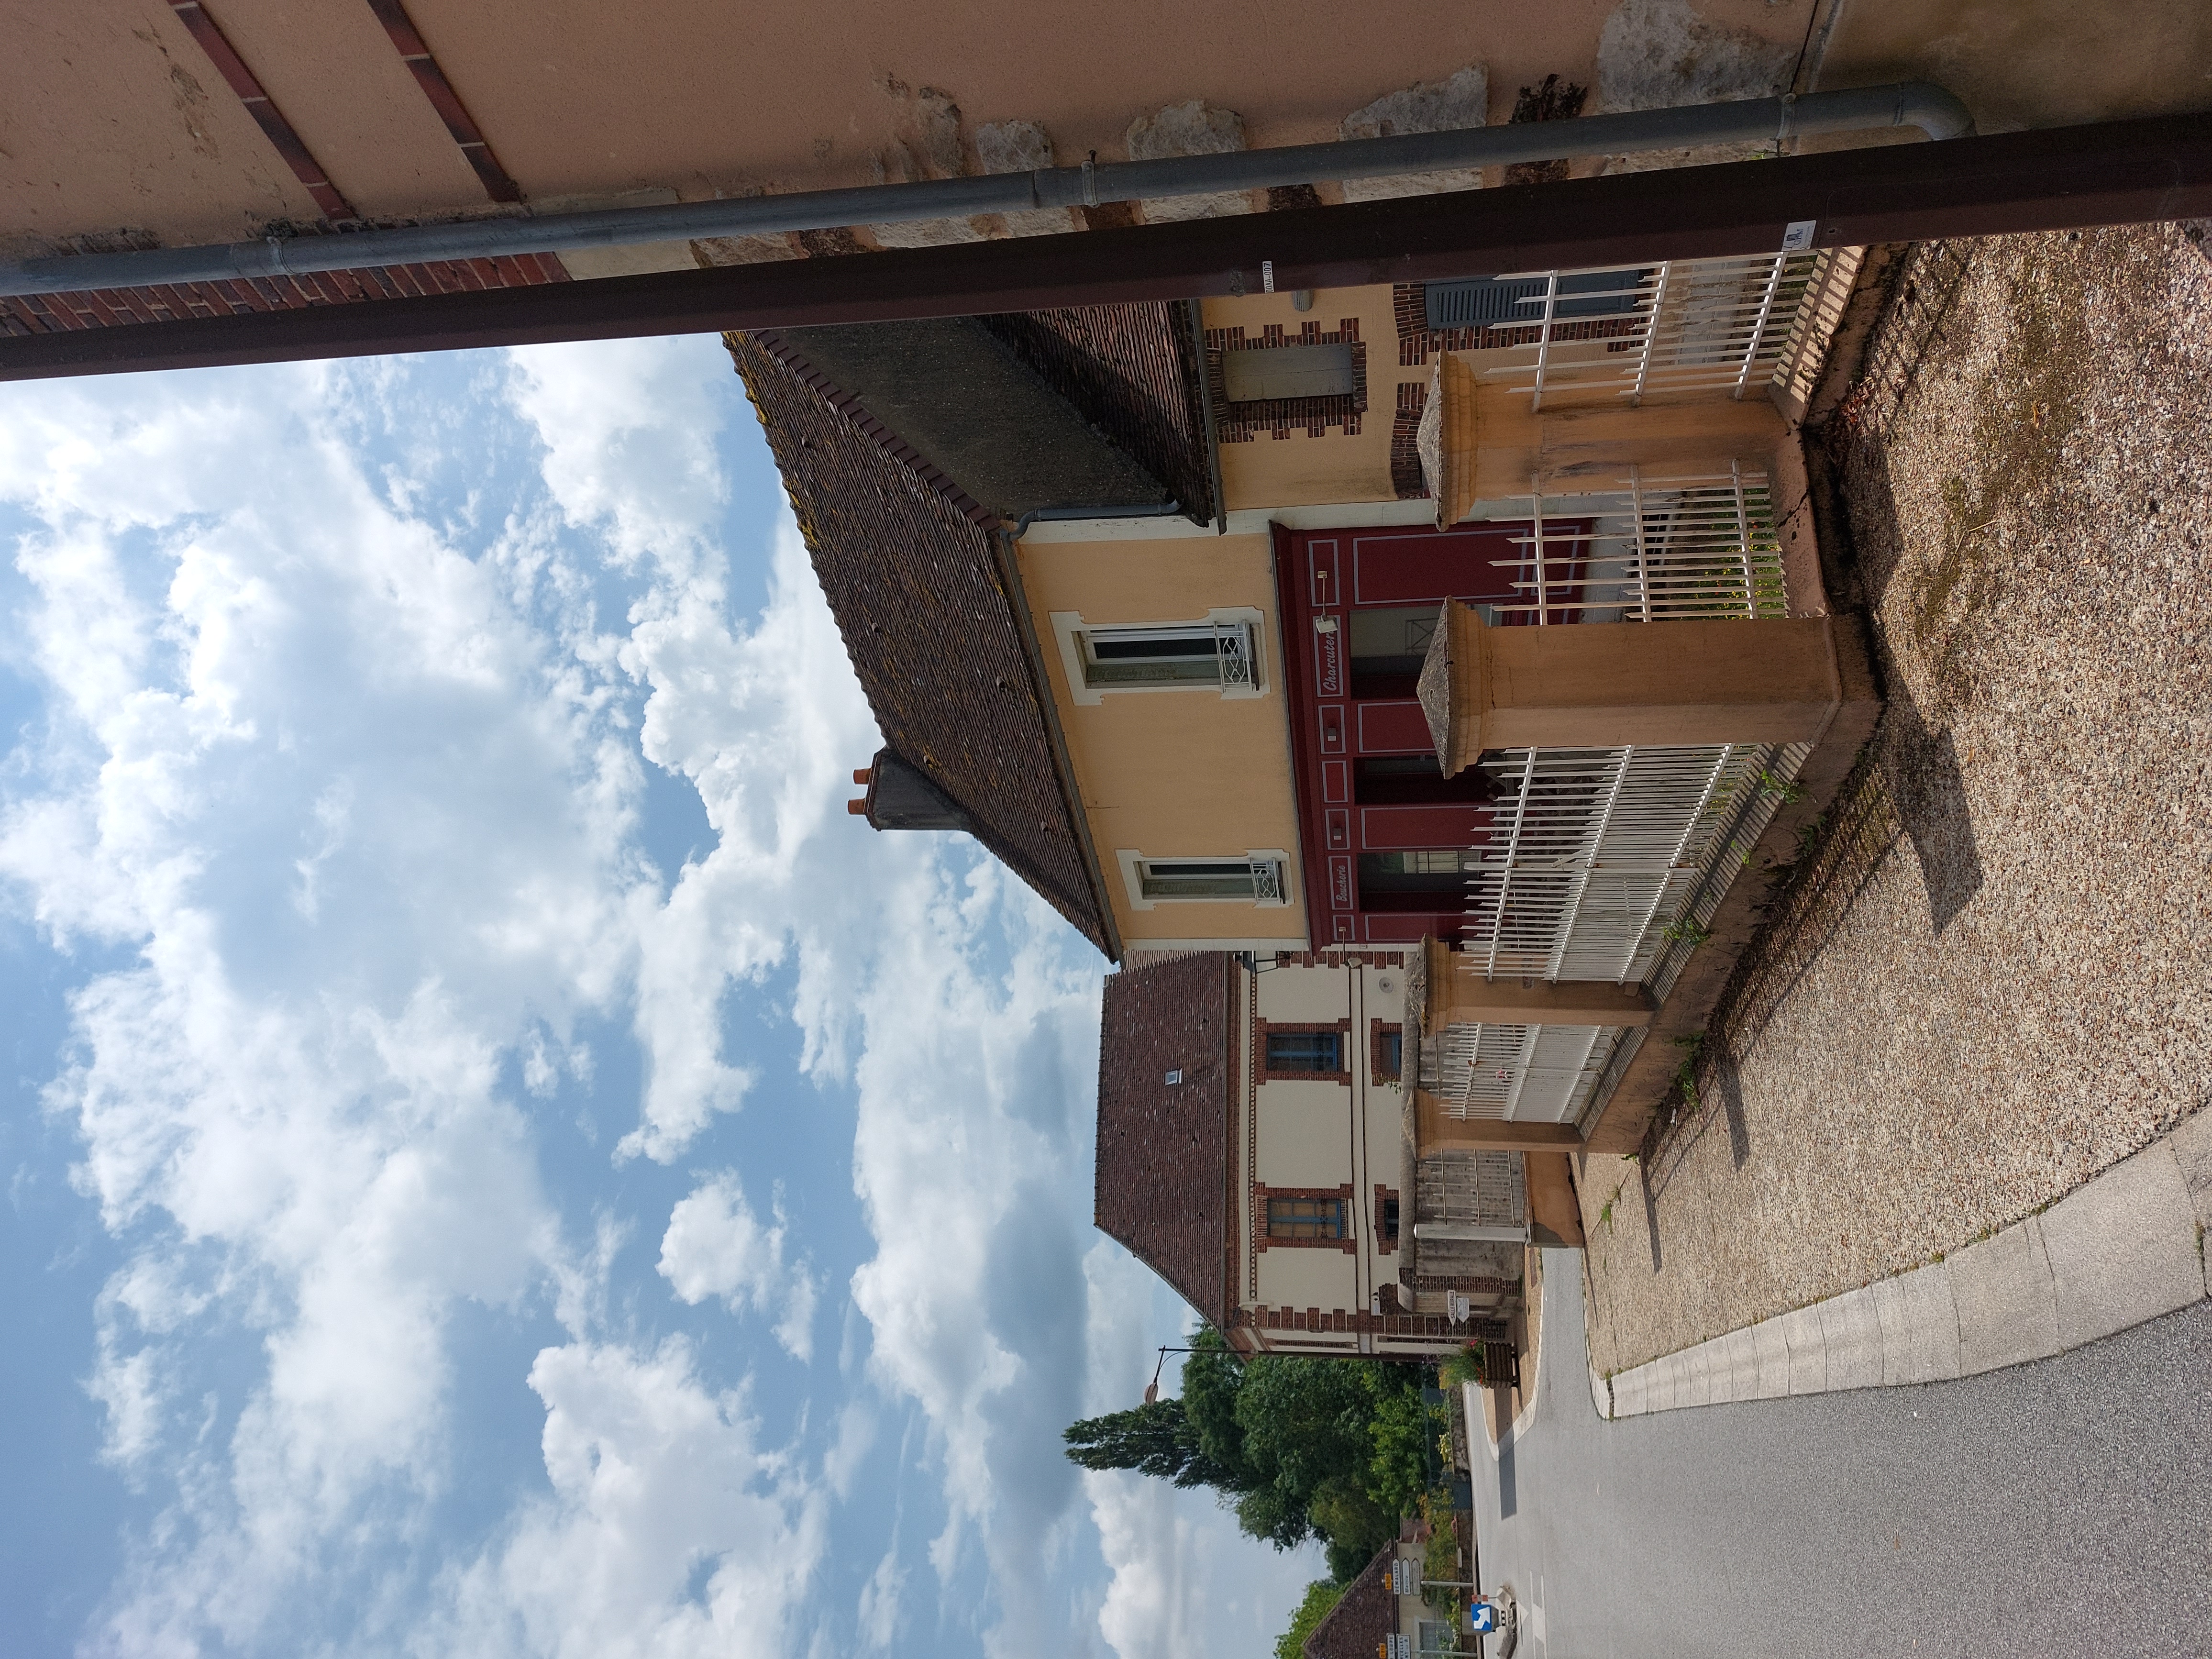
top-left (1390, 380), bottom-right (1429, 500)
top-left (1255, 1018), bottom-right (1354, 1086)
top-left (1370, 1019), bottom-right (1404, 1085)
top-left (166, 0), bottom-right (355, 221)
top-left (1373, 1183), bottom-right (1399, 1254)
top-left (1408, 1273), bottom-right (1518, 1294)
top-left (1205, 318), bottom-right (1367, 441)
top-left (1244, 1304), bottom-right (1462, 1338)
top-left (364, 0), bottom-right (525, 203)
top-left (1262, 950), bottom-right (1408, 970)
top-left (0, 256), bottom-right (570, 341)
top-left (1253, 1183), bottom-right (1357, 1253)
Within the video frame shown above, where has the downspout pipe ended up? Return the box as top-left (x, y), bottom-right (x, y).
top-left (0, 83), bottom-right (1971, 299)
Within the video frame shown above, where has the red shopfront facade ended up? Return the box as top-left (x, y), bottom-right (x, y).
top-left (1272, 519), bottom-right (1584, 946)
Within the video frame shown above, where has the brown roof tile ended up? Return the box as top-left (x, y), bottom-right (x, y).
top-left (725, 329), bottom-right (1114, 953)
top-left (1302, 1545), bottom-right (1398, 1659)
top-left (1095, 953), bottom-right (1238, 1327)
top-left (975, 303), bottom-right (1217, 524)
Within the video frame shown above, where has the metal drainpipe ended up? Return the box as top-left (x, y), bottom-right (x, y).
top-left (0, 83), bottom-right (1972, 299)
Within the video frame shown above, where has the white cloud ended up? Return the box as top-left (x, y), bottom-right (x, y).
top-left (0, 347), bottom-right (834, 1655)
top-left (855, 1544), bottom-right (906, 1649)
top-left (434, 1337), bottom-right (827, 1659)
top-left (658, 1172), bottom-right (821, 1362)
top-left (0, 335), bottom-right (1316, 1659)
top-left (1087, 1474), bottom-right (1328, 1659)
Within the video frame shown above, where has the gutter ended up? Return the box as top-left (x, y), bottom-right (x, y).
top-left (0, 84), bottom-right (1972, 299)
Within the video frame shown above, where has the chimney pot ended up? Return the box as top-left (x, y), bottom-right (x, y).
top-left (853, 768), bottom-right (873, 785)
top-left (846, 798), bottom-right (869, 816)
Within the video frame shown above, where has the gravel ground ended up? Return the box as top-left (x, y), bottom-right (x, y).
top-left (1578, 224), bottom-right (2212, 1377)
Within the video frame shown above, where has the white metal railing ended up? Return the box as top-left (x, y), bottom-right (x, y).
top-left (1413, 1149), bottom-right (1526, 1224)
top-left (1462, 252), bottom-right (1836, 409)
top-left (1461, 743), bottom-right (1796, 984)
top-left (1421, 1021), bottom-right (1625, 1123)
top-left (1488, 466), bottom-right (1788, 625)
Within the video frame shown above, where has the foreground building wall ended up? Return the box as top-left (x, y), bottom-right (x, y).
top-left (10, 0), bottom-right (2203, 304)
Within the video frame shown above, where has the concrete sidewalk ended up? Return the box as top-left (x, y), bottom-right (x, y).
top-left (1595, 1110), bottom-right (2212, 1417)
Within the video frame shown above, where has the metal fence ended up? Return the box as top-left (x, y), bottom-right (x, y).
top-left (1462, 742), bottom-right (1800, 984)
top-left (1418, 737), bottom-right (1815, 1123)
top-left (1467, 250), bottom-right (1839, 409)
top-left (1420, 1021), bottom-right (1625, 1124)
top-left (1489, 465), bottom-right (1788, 625)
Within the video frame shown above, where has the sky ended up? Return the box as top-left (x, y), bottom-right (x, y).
top-left (0, 336), bottom-right (1324, 1659)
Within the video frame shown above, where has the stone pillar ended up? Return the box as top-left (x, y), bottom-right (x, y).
top-left (1419, 604), bottom-right (1844, 775)
top-left (1418, 935), bottom-right (1650, 1036)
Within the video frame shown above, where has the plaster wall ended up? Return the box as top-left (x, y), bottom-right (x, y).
top-left (1205, 284), bottom-right (1412, 512)
top-left (1254, 1244), bottom-right (1360, 1312)
top-left (1254, 1083), bottom-right (1352, 1190)
top-left (12, 1), bottom-right (2205, 254)
top-left (1015, 530), bottom-right (1305, 949)
top-left (1255, 961), bottom-right (1360, 1024)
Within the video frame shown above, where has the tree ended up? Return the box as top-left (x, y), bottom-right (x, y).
top-left (1063, 1332), bottom-right (1434, 1570)
top-left (1062, 1397), bottom-right (1252, 1491)
top-left (1273, 1579), bottom-right (1345, 1659)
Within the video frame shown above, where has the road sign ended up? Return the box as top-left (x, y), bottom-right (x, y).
top-left (1468, 1602), bottom-right (1500, 1634)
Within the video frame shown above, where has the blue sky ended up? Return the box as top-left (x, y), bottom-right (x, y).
top-left (0, 337), bottom-right (1322, 1659)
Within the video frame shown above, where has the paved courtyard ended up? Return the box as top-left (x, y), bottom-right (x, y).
top-left (1578, 223), bottom-right (2212, 1376)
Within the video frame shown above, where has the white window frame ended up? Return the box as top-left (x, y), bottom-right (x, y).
top-left (1116, 850), bottom-right (1292, 911)
top-left (1049, 608), bottom-right (1268, 706)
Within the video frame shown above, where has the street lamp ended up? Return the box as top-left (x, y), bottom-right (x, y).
top-left (1142, 1346), bottom-right (1200, 1405)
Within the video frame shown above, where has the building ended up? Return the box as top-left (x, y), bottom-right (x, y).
top-left (1301, 1534), bottom-right (1473, 1659)
top-left (8, 3), bottom-right (2201, 342)
top-left (1092, 950), bottom-right (1582, 1357)
top-left (744, 248), bottom-right (1880, 1155)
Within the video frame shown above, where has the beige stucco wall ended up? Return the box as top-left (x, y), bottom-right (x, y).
top-left (1240, 958), bottom-right (1416, 1340)
top-left (1016, 529), bottom-right (1308, 950)
top-left (1205, 285), bottom-right (1412, 512)
top-left (16, 1), bottom-right (2202, 256)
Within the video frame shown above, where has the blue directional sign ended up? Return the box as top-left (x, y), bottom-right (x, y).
top-left (1467, 1602), bottom-right (1499, 1634)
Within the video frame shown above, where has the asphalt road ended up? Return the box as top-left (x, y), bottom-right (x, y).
top-left (1470, 1250), bottom-right (2212, 1659)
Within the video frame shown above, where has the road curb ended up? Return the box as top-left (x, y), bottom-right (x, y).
top-left (1594, 1113), bottom-right (2212, 1417)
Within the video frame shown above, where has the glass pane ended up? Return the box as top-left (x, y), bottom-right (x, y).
top-left (1142, 860), bottom-right (1256, 899)
top-left (1377, 1029), bottom-right (1403, 1077)
top-left (1091, 635), bottom-right (1219, 661)
top-left (1267, 1030), bottom-right (1341, 1073)
top-left (1088, 656), bottom-right (1221, 685)
top-left (1085, 629), bottom-right (1224, 687)
top-left (1267, 1197), bottom-right (1345, 1239)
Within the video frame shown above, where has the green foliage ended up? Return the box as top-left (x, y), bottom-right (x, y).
top-left (1758, 768), bottom-right (1806, 804)
top-left (1274, 1580), bottom-right (1346, 1659)
top-left (1660, 915), bottom-right (1712, 946)
top-left (1062, 1394), bottom-right (1252, 1492)
top-left (1417, 1491), bottom-right (1464, 1614)
top-left (1361, 1373), bottom-right (1443, 1519)
top-left (1438, 1344), bottom-right (1482, 1389)
top-left (1065, 1331), bottom-right (1435, 1571)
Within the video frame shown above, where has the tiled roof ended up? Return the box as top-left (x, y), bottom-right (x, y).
top-left (975, 304), bottom-right (1217, 525)
top-left (1095, 953), bottom-right (1238, 1327)
top-left (1302, 1544), bottom-right (1398, 1659)
top-left (725, 329), bottom-right (1114, 953)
